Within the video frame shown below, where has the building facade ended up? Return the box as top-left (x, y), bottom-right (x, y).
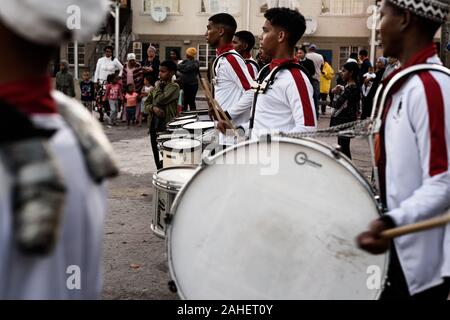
top-left (60, 0), bottom-right (444, 78)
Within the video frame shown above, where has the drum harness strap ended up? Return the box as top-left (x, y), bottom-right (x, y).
top-left (210, 51), bottom-right (247, 98)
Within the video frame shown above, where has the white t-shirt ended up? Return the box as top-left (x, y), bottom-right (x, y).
top-left (306, 52), bottom-right (324, 81)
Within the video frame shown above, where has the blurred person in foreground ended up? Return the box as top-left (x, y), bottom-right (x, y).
top-left (0, 0), bottom-right (118, 299)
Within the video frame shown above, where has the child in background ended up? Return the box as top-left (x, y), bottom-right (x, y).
top-left (80, 70), bottom-right (95, 113)
top-left (140, 76), bottom-right (154, 127)
top-left (125, 84), bottom-right (139, 128)
top-left (104, 74), bottom-right (123, 126)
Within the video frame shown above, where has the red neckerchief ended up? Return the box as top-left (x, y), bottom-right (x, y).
top-left (269, 58), bottom-right (298, 71)
top-left (0, 75), bottom-right (57, 115)
top-left (242, 52), bottom-right (252, 59)
top-left (376, 43), bottom-right (437, 207)
top-left (216, 44), bottom-right (234, 56)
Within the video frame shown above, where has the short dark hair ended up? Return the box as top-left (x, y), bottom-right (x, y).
top-left (209, 13), bottom-right (238, 39)
top-left (160, 60), bottom-right (177, 72)
top-left (234, 31), bottom-right (256, 53)
top-left (359, 49), bottom-right (368, 57)
top-left (350, 52), bottom-right (359, 60)
top-left (298, 46), bottom-right (307, 54)
top-left (343, 61), bottom-right (360, 82)
top-left (104, 45), bottom-right (114, 52)
top-left (264, 8), bottom-right (306, 48)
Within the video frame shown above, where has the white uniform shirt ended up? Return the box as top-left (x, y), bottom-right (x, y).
top-left (94, 56), bottom-right (124, 83)
top-left (229, 63), bottom-right (317, 136)
top-left (0, 95), bottom-right (107, 299)
top-left (306, 52), bottom-right (324, 82)
top-left (213, 48), bottom-right (254, 128)
top-left (383, 55), bottom-right (450, 295)
top-left (244, 57), bottom-right (259, 81)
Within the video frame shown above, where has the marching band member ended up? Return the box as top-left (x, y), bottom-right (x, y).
top-left (232, 31), bottom-right (260, 80)
top-left (357, 0), bottom-right (450, 299)
top-left (206, 13), bottom-right (254, 144)
top-left (0, 0), bottom-right (117, 299)
top-left (219, 8), bottom-right (317, 136)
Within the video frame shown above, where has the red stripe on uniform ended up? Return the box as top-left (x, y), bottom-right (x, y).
top-left (226, 55), bottom-right (251, 91)
top-left (289, 69), bottom-right (316, 127)
top-left (419, 72), bottom-right (448, 176)
top-left (246, 62), bottom-right (255, 79)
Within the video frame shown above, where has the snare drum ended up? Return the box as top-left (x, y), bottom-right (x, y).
top-left (161, 138), bottom-right (202, 168)
top-left (182, 121), bottom-right (215, 134)
top-left (167, 137), bottom-right (388, 300)
top-left (152, 166), bottom-right (197, 238)
top-left (167, 119), bottom-right (197, 131)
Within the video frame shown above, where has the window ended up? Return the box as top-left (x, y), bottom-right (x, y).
top-left (321, 0), bottom-right (364, 15)
top-left (67, 43), bottom-right (85, 66)
top-left (143, 0), bottom-right (180, 14)
top-left (198, 44), bottom-right (217, 70)
top-left (259, 0), bottom-right (299, 13)
top-left (339, 46), bottom-right (360, 69)
top-left (133, 42), bottom-right (143, 62)
top-left (201, 0), bottom-right (241, 14)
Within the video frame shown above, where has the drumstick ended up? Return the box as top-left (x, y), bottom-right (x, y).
top-left (200, 77), bottom-right (222, 122)
top-left (199, 76), bottom-right (236, 130)
top-left (381, 210), bottom-right (450, 239)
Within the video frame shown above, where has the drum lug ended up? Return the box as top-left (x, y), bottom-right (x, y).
top-left (164, 214), bottom-right (173, 225)
top-left (168, 280), bottom-right (178, 293)
top-left (331, 145), bottom-right (342, 160)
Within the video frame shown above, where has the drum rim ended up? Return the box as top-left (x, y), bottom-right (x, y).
top-left (166, 136), bottom-right (389, 300)
top-left (173, 115), bottom-right (198, 121)
top-left (181, 109), bottom-right (209, 116)
top-left (182, 121), bottom-right (216, 131)
top-left (161, 138), bottom-right (202, 153)
top-left (152, 165), bottom-right (199, 191)
top-left (167, 118), bottom-right (197, 128)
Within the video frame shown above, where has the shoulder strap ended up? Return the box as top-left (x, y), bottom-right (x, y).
top-left (211, 51), bottom-right (245, 79)
top-left (258, 63), bottom-right (312, 93)
top-left (245, 59), bottom-right (260, 73)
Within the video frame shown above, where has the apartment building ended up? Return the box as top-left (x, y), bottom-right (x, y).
top-left (131, 0), bottom-right (376, 72)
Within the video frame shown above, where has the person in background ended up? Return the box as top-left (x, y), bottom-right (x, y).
top-left (142, 45), bottom-right (160, 85)
top-left (319, 57), bottom-right (335, 115)
top-left (233, 30), bottom-right (259, 80)
top-left (145, 60), bottom-right (180, 169)
top-left (104, 74), bottom-right (123, 126)
top-left (296, 46), bottom-right (315, 81)
top-left (125, 84), bottom-right (138, 128)
top-left (382, 56), bottom-right (401, 80)
top-left (140, 76), bottom-right (154, 127)
top-left (121, 53), bottom-right (144, 123)
top-left (94, 45), bottom-right (123, 85)
top-left (80, 70), bottom-right (95, 113)
top-left (306, 44), bottom-right (324, 119)
top-left (330, 61), bottom-right (360, 159)
top-left (55, 60), bottom-right (75, 98)
top-left (358, 49), bottom-right (372, 83)
top-left (178, 47), bottom-right (200, 112)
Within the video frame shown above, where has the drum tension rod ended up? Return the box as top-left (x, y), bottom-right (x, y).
top-left (164, 214), bottom-right (173, 225)
top-left (168, 281), bottom-right (178, 293)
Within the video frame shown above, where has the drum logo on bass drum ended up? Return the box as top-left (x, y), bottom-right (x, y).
top-left (295, 152), bottom-right (322, 168)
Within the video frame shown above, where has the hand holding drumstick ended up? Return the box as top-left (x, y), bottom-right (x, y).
top-left (357, 210), bottom-right (450, 255)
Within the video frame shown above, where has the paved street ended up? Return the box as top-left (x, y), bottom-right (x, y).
top-left (101, 101), bottom-right (373, 300)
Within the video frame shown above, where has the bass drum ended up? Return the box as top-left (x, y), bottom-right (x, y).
top-left (167, 137), bottom-right (388, 300)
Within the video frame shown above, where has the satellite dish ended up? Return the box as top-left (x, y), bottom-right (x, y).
top-left (304, 17), bottom-right (318, 35)
top-left (151, 6), bottom-right (168, 23)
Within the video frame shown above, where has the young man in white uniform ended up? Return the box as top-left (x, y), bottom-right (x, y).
top-left (358, 0), bottom-right (450, 300)
top-left (221, 8), bottom-right (317, 136)
top-left (0, 0), bottom-right (118, 299)
top-left (232, 31), bottom-right (260, 80)
top-left (206, 13), bottom-right (254, 144)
